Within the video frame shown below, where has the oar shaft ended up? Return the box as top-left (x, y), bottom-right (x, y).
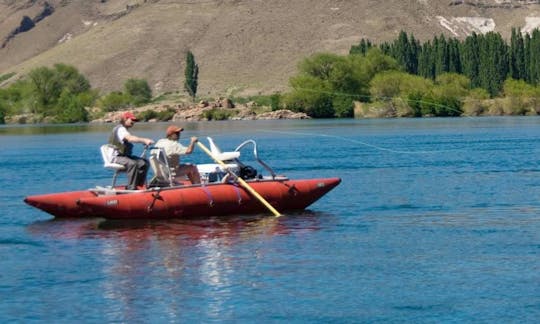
top-left (196, 142), bottom-right (282, 217)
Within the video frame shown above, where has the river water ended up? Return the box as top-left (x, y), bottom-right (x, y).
top-left (1, 117), bottom-right (539, 322)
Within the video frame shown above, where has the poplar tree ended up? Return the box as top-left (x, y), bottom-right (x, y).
top-left (352, 28), bottom-right (540, 98)
top-left (461, 33), bottom-right (480, 88)
top-left (408, 34), bottom-right (420, 75)
top-left (478, 32), bottom-right (508, 96)
top-left (393, 31), bottom-right (410, 73)
top-left (447, 38), bottom-right (461, 74)
top-left (382, 31), bottom-right (420, 75)
top-left (524, 33), bottom-right (532, 83)
top-left (184, 50), bottom-right (198, 98)
top-left (529, 29), bottom-right (540, 84)
top-left (434, 35), bottom-right (449, 77)
top-left (509, 28), bottom-right (526, 80)
top-left (349, 38), bottom-right (372, 55)
top-left (418, 41), bottom-right (435, 79)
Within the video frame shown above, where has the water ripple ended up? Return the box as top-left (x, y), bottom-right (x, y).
top-left (3, 119), bottom-right (540, 323)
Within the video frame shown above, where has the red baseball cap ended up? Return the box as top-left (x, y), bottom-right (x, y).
top-left (166, 125), bottom-right (184, 137)
top-left (122, 111), bottom-right (139, 121)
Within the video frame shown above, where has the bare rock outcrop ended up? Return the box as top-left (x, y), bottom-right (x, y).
top-left (2, 2), bottom-right (54, 48)
top-left (89, 98), bottom-right (309, 123)
top-left (256, 109), bottom-right (310, 120)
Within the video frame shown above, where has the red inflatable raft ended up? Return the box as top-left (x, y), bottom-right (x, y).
top-left (24, 138), bottom-right (341, 219)
top-left (24, 177), bottom-right (341, 219)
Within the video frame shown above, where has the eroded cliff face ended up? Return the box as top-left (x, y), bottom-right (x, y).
top-left (1, 0), bottom-right (540, 96)
top-left (1, 1), bottom-right (53, 48)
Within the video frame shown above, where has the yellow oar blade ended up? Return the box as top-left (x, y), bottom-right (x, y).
top-left (196, 141), bottom-right (282, 217)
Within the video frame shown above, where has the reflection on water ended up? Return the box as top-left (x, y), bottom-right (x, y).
top-left (11, 118), bottom-right (540, 322)
top-left (0, 123), bottom-right (105, 135)
top-left (27, 212), bottom-right (324, 242)
top-left (27, 212), bottom-right (324, 322)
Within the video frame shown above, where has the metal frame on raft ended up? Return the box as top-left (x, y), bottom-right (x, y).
top-left (93, 138), bottom-right (288, 196)
top-left (233, 139), bottom-right (278, 179)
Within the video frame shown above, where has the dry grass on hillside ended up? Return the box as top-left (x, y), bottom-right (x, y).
top-left (1, 0), bottom-right (540, 97)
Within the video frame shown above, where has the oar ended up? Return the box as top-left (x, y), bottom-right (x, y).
top-left (196, 141), bottom-right (282, 217)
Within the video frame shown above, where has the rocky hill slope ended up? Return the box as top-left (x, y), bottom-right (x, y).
top-left (1, 0), bottom-right (540, 97)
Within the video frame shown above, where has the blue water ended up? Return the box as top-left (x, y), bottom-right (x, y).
top-left (1, 118), bottom-right (539, 322)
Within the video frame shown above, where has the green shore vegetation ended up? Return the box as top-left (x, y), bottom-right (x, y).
top-left (2, 28), bottom-right (540, 123)
top-left (284, 28), bottom-right (540, 118)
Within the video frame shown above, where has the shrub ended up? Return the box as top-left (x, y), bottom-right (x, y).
top-left (285, 75), bottom-right (335, 117)
top-left (124, 78), bottom-right (152, 106)
top-left (486, 98), bottom-right (505, 115)
top-left (420, 92), bottom-right (463, 117)
top-left (270, 93), bottom-right (281, 111)
top-left (500, 78), bottom-right (540, 115)
top-left (98, 91), bottom-right (131, 112)
top-left (0, 72), bottom-right (16, 83)
top-left (0, 80), bottom-right (32, 117)
top-left (435, 73), bottom-right (471, 95)
top-left (54, 63), bottom-right (91, 94)
top-left (0, 101), bottom-right (5, 124)
top-left (462, 88), bottom-right (491, 116)
top-left (370, 71), bottom-right (432, 100)
top-left (23, 64), bottom-right (92, 118)
top-left (354, 100), bottom-right (396, 118)
top-left (406, 92), bottom-right (424, 117)
top-left (55, 90), bottom-right (89, 123)
top-left (203, 108), bottom-right (232, 120)
top-left (138, 110), bottom-right (157, 121)
top-left (156, 108), bottom-right (177, 121)
top-left (332, 96), bottom-right (354, 117)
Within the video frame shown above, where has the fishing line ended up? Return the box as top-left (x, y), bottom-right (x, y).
top-left (260, 129), bottom-right (458, 155)
top-left (202, 88), bottom-right (477, 154)
top-left (259, 87), bottom-right (478, 154)
top-left (292, 86), bottom-right (473, 118)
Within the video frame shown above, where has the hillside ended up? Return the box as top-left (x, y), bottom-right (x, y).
top-left (1, 0), bottom-right (540, 97)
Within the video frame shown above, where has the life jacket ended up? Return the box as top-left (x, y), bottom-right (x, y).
top-left (109, 124), bottom-right (133, 156)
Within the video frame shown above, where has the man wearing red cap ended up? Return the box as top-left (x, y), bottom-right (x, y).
top-left (108, 111), bottom-right (154, 190)
top-left (154, 125), bottom-right (201, 184)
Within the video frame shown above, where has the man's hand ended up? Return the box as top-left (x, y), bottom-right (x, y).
top-left (144, 138), bottom-right (154, 146)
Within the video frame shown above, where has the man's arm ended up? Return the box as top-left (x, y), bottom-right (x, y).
top-left (185, 137), bottom-right (198, 154)
top-left (125, 134), bottom-right (154, 146)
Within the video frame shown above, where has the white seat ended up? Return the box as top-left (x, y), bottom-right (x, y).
top-left (207, 137), bottom-right (240, 161)
top-left (148, 147), bottom-right (174, 187)
top-left (198, 137), bottom-right (241, 183)
top-left (197, 163), bottom-right (239, 174)
top-left (197, 162), bottom-right (240, 183)
top-left (100, 144), bottom-right (126, 188)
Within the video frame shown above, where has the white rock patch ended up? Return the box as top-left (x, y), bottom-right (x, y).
top-left (58, 33), bottom-right (72, 43)
top-left (437, 16), bottom-right (496, 37)
top-left (437, 16), bottom-right (460, 36)
top-left (456, 17), bottom-right (496, 34)
top-left (523, 17), bottom-right (540, 34)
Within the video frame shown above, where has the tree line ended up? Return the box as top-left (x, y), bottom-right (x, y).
top-left (3, 29), bottom-right (540, 123)
top-left (282, 28), bottom-right (540, 118)
top-left (0, 51), bottom-right (198, 124)
top-left (351, 29), bottom-right (540, 97)
top-left (0, 63), bottom-right (156, 123)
